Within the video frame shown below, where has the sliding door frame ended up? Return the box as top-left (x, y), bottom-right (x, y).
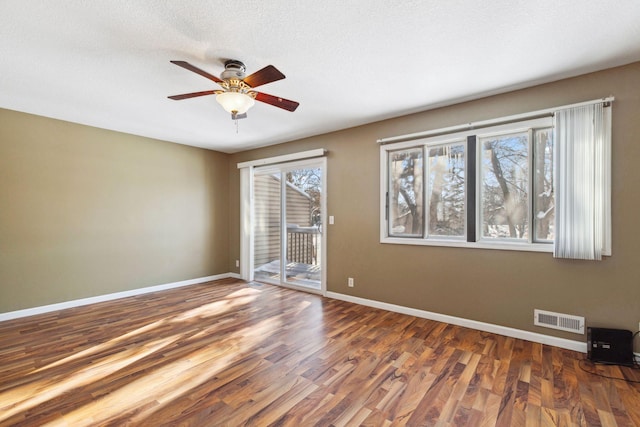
top-left (239, 150), bottom-right (327, 295)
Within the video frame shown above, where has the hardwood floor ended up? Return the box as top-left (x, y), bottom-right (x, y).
top-left (1, 278), bottom-right (639, 426)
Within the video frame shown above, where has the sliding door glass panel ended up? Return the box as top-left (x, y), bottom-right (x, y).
top-left (284, 167), bottom-right (322, 289)
top-left (252, 160), bottom-right (324, 291)
top-left (253, 171), bottom-right (282, 282)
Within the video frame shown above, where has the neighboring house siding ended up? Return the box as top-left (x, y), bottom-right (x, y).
top-left (254, 174), bottom-right (311, 267)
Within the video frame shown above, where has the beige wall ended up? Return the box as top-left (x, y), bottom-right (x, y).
top-left (0, 109), bottom-right (230, 312)
top-left (229, 62), bottom-right (640, 342)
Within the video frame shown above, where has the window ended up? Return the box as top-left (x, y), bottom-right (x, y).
top-left (381, 117), bottom-right (556, 252)
top-left (388, 147), bottom-right (423, 237)
top-left (387, 142), bottom-right (467, 239)
top-left (532, 128), bottom-right (554, 242)
top-left (427, 143), bottom-right (466, 238)
top-left (480, 131), bottom-right (530, 240)
top-left (381, 100), bottom-right (612, 258)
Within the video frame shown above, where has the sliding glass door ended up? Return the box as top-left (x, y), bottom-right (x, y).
top-left (252, 158), bottom-right (325, 291)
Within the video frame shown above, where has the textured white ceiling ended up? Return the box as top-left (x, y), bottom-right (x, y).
top-left (1, 1), bottom-right (640, 153)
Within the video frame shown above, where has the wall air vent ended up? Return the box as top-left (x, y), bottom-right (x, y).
top-left (534, 309), bottom-right (584, 334)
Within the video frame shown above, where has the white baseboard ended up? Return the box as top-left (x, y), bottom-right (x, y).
top-left (326, 291), bottom-right (587, 354)
top-left (0, 273), bottom-right (238, 322)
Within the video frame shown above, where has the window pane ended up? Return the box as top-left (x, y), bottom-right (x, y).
top-left (480, 132), bottom-right (529, 240)
top-left (389, 148), bottom-right (423, 236)
top-left (427, 143), bottom-right (465, 237)
top-left (533, 128), bottom-right (554, 241)
top-left (253, 171), bottom-right (282, 282)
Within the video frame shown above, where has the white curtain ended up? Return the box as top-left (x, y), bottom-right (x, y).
top-left (554, 103), bottom-right (611, 260)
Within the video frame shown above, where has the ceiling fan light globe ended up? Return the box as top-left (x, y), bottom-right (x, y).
top-left (216, 92), bottom-right (255, 114)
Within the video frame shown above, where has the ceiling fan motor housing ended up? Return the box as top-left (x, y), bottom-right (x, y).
top-left (220, 60), bottom-right (247, 81)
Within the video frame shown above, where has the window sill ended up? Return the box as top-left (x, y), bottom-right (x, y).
top-left (380, 237), bottom-right (554, 253)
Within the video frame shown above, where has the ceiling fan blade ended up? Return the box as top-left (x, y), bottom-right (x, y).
top-left (255, 92), bottom-right (299, 112)
top-left (168, 90), bottom-right (217, 100)
top-left (170, 60), bottom-right (223, 84)
top-left (243, 65), bottom-right (285, 88)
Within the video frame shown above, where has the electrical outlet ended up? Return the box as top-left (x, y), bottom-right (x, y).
top-left (235, 260), bottom-right (239, 268)
top-left (348, 277), bottom-right (354, 287)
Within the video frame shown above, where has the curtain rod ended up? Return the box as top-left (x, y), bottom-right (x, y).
top-left (377, 96), bottom-right (614, 145)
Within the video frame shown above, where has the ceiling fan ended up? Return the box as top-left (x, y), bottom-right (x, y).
top-left (168, 60), bottom-right (299, 120)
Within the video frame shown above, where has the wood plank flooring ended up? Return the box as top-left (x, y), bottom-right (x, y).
top-left (1, 278), bottom-right (639, 426)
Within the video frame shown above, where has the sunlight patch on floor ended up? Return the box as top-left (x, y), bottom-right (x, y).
top-left (172, 288), bottom-right (260, 322)
top-left (0, 333), bottom-right (182, 424)
top-left (44, 316), bottom-right (283, 426)
top-left (0, 288), bottom-right (263, 424)
top-left (33, 317), bottom-right (170, 373)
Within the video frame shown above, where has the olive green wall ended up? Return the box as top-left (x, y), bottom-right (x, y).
top-left (228, 62), bottom-right (640, 342)
top-left (0, 109), bottom-right (230, 312)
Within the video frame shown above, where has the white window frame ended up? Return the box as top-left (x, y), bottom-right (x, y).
top-left (380, 117), bottom-right (555, 253)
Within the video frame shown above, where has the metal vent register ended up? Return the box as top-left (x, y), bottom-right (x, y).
top-left (534, 309), bottom-right (585, 334)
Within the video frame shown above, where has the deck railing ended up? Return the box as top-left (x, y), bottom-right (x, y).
top-left (287, 225), bottom-right (320, 265)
